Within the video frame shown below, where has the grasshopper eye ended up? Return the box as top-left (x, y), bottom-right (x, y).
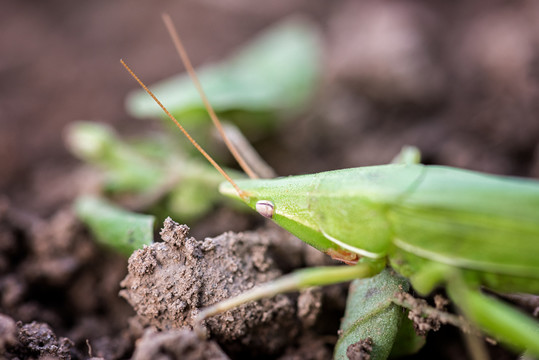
top-left (256, 200), bottom-right (274, 219)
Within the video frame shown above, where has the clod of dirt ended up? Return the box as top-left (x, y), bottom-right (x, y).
top-left (12, 320), bottom-right (73, 359)
top-left (24, 209), bottom-right (95, 287)
top-left (132, 328), bottom-right (229, 360)
top-left (297, 287), bottom-right (323, 328)
top-left (346, 337), bottom-right (373, 360)
top-left (0, 313), bottom-right (17, 354)
top-left (0, 200), bottom-right (135, 359)
top-left (407, 308), bottom-right (441, 337)
top-left (120, 218), bottom-right (318, 356)
top-left (277, 333), bottom-right (334, 360)
top-left (434, 294), bottom-right (449, 311)
top-left (394, 292), bottom-right (443, 337)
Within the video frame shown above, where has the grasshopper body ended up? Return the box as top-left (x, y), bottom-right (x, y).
top-left (220, 164), bottom-right (539, 355)
top-left (221, 164), bottom-right (539, 294)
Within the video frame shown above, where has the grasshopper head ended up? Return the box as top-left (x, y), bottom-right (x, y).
top-left (219, 177), bottom-right (359, 263)
top-left (219, 177), bottom-right (310, 219)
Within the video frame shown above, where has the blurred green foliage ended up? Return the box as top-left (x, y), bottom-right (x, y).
top-left (75, 195), bottom-right (154, 256)
top-left (126, 17), bottom-right (322, 141)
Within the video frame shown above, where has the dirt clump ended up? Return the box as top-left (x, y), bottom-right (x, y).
top-left (346, 337), bottom-right (373, 360)
top-left (0, 200), bottom-right (135, 359)
top-left (277, 333), bottom-right (334, 360)
top-left (120, 218), bottom-right (323, 356)
top-left (0, 313), bottom-right (18, 355)
top-left (1, 314), bottom-right (73, 359)
top-left (132, 328), bottom-right (230, 360)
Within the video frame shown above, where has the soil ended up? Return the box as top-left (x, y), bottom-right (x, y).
top-left (2, 0), bottom-right (539, 359)
top-left (121, 218), bottom-right (303, 356)
top-left (346, 338), bottom-right (373, 360)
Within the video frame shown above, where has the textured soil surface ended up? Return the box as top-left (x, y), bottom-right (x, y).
top-left (2, 0), bottom-right (539, 359)
top-left (121, 218), bottom-right (305, 356)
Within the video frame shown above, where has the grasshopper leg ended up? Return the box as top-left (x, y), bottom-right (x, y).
top-left (447, 276), bottom-right (539, 356)
top-left (195, 258), bottom-right (385, 335)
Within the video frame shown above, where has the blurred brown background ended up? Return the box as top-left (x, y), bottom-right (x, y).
top-left (2, 0), bottom-right (539, 203)
top-left (0, 0), bottom-right (328, 192)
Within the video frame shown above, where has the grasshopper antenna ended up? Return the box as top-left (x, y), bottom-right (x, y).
top-left (120, 59), bottom-right (248, 200)
top-left (162, 13), bottom-right (259, 180)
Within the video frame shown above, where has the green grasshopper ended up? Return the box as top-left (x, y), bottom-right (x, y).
top-left (122, 14), bottom-right (539, 357)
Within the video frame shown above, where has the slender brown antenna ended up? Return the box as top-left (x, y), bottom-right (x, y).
top-left (161, 13), bottom-right (259, 180)
top-left (121, 59), bottom-right (248, 200)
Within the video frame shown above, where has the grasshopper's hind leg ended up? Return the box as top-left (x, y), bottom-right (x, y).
top-left (196, 258), bottom-right (385, 332)
top-left (446, 277), bottom-right (539, 356)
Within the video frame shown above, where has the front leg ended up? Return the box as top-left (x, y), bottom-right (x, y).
top-left (196, 258), bottom-right (386, 334)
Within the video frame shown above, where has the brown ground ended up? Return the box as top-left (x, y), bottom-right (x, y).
top-left (2, 0), bottom-right (539, 359)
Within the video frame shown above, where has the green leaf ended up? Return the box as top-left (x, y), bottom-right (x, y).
top-left (334, 269), bottom-right (423, 360)
top-left (66, 121), bottom-right (165, 192)
top-left (74, 195), bottom-right (154, 256)
top-left (66, 121), bottom-right (247, 222)
top-left (126, 17), bottom-right (322, 128)
top-left (389, 312), bottom-right (426, 358)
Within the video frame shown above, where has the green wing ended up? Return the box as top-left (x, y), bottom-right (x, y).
top-left (389, 166), bottom-right (539, 279)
